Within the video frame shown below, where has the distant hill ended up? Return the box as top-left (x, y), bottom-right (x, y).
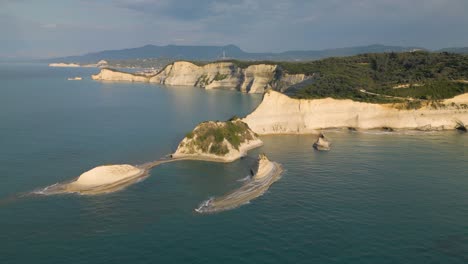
top-left (48, 44), bottom-right (426, 63)
top-left (437, 47), bottom-right (468, 54)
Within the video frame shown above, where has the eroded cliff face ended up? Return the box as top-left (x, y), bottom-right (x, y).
top-left (92, 61), bottom-right (307, 93)
top-left (242, 90), bottom-right (468, 134)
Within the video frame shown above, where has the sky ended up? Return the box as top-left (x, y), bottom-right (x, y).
top-left (1, 0), bottom-right (468, 58)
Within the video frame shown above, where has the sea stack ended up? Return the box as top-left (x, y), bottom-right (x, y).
top-left (455, 121), bottom-right (467, 132)
top-left (313, 133), bottom-right (331, 151)
top-left (194, 153), bottom-right (283, 213)
top-left (172, 119), bottom-right (263, 162)
top-left (253, 154), bottom-right (275, 180)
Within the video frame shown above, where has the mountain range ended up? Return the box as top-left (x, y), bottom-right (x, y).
top-left (47, 44), bottom-right (468, 63)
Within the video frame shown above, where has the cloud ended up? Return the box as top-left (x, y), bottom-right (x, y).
top-left (3, 0), bottom-right (468, 57)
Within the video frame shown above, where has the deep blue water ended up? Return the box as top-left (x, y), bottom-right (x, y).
top-left (1, 63), bottom-right (468, 263)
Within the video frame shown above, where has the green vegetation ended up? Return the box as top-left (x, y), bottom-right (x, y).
top-left (190, 52), bottom-right (468, 106)
top-left (183, 121), bottom-right (255, 156)
top-left (213, 72), bottom-right (228, 81)
top-left (386, 80), bottom-right (468, 100)
top-left (185, 131), bottom-right (194, 139)
top-left (196, 74), bottom-right (210, 86)
top-left (284, 52), bottom-right (468, 103)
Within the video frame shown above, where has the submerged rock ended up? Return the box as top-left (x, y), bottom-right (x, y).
top-left (313, 133), bottom-right (331, 151)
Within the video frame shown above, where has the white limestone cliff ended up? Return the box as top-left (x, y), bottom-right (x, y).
top-left (92, 61), bottom-right (307, 93)
top-left (242, 90), bottom-right (468, 134)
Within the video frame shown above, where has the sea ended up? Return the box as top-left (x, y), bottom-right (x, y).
top-left (1, 63), bottom-right (467, 264)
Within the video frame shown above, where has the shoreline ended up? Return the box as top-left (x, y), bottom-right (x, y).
top-left (172, 139), bottom-right (264, 163)
top-left (243, 90), bottom-right (468, 134)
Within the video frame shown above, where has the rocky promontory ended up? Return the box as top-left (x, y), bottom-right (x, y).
top-left (242, 90), bottom-right (468, 134)
top-left (91, 61), bottom-right (308, 93)
top-left (173, 119), bottom-right (263, 162)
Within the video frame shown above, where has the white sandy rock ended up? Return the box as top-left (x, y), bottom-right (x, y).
top-left (243, 90), bottom-right (468, 134)
top-left (253, 154), bottom-right (275, 180)
top-left (92, 69), bottom-right (149, 82)
top-left (71, 164), bottom-right (144, 187)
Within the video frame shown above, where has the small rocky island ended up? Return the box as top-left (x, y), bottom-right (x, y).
top-left (195, 153), bottom-right (283, 213)
top-left (173, 119), bottom-right (263, 162)
top-left (313, 133), bottom-right (331, 151)
top-left (35, 164), bottom-right (149, 195)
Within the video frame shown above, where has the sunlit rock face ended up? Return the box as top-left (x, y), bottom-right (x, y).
top-left (92, 61), bottom-right (307, 93)
top-left (243, 90), bottom-right (468, 134)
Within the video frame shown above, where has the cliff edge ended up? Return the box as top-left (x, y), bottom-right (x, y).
top-left (92, 61), bottom-right (307, 93)
top-left (243, 90), bottom-right (468, 134)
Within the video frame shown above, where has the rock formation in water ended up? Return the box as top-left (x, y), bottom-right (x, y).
top-left (455, 120), bottom-right (467, 132)
top-left (91, 61), bottom-right (308, 93)
top-left (313, 134), bottom-right (331, 151)
top-left (50, 164), bottom-right (148, 195)
top-left (173, 119), bottom-right (263, 162)
top-left (195, 153), bottom-right (283, 213)
top-left (242, 90), bottom-right (468, 134)
top-left (253, 154), bottom-right (277, 180)
top-left (49, 63), bottom-right (81, 67)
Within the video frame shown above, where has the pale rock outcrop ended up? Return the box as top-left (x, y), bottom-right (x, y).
top-left (92, 69), bottom-right (148, 82)
top-left (172, 120), bottom-right (263, 162)
top-left (276, 73), bottom-right (308, 92)
top-left (239, 64), bottom-right (277, 93)
top-left (444, 93), bottom-right (468, 105)
top-left (49, 63), bottom-right (80, 67)
top-left (313, 134), bottom-right (331, 151)
top-left (92, 61), bottom-right (307, 93)
top-left (243, 90), bottom-right (468, 134)
top-left (194, 153), bottom-right (283, 213)
top-left (68, 164), bottom-right (144, 188)
top-left (253, 154), bottom-right (276, 180)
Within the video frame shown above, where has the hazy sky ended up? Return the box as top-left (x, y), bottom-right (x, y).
top-left (1, 0), bottom-right (468, 58)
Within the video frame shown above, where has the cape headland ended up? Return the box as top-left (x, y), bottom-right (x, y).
top-left (242, 90), bottom-right (468, 134)
top-left (91, 61), bottom-right (307, 93)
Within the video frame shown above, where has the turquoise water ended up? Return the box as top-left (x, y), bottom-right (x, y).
top-left (1, 63), bottom-right (468, 263)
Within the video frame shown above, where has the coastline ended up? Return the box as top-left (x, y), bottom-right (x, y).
top-left (91, 61), bottom-right (307, 93)
top-left (243, 90), bottom-right (468, 134)
top-left (172, 139), bottom-right (264, 163)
